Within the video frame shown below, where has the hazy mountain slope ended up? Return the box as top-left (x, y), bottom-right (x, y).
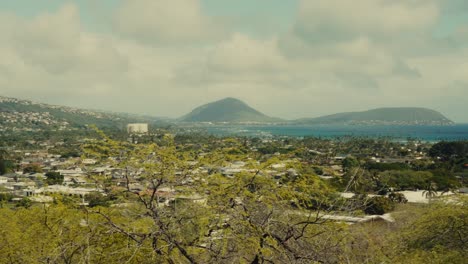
top-left (0, 96), bottom-right (157, 130)
top-left (297, 107), bottom-right (454, 125)
top-left (2, 96), bottom-right (454, 130)
top-left (180, 98), bottom-right (281, 123)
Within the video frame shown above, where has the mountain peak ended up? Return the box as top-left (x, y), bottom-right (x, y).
top-left (215, 97), bottom-right (248, 106)
top-left (220, 97), bottom-right (242, 102)
top-left (180, 98), bottom-right (280, 123)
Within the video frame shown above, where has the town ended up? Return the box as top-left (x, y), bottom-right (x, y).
top-left (1, 123), bottom-right (466, 208)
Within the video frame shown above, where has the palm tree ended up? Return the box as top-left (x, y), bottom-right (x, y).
top-left (422, 182), bottom-right (438, 202)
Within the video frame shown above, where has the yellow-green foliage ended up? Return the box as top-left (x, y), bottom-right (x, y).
top-left (0, 205), bottom-right (153, 263)
top-left (1, 131), bottom-right (466, 263)
top-left (393, 196), bottom-right (468, 263)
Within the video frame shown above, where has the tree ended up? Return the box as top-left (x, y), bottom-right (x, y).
top-left (429, 141), bottom-right (468, 162)
top-left (342, 156), bottom-right (359, 172)
top-left (0, 150), bottom-right (6, 175)
top-left (80, 129), bottom-right (349, 263)
top-left (388, 192), bottom-right (407, 204)
top-left (430, 168), bottom-right (460, 191)
top-left (422, 182), bottom-right (438, 201)
top-left (364, 196), bottom-right (395, 215)
top-left (0, 192), bottom-right (13, 208)
top-left (395, 196), bottom-right (467, 263)
top-left (23, 164), bottom-right (43, 174)
top-left (15, 197), bottom-right (32, 209)
top-left (0, 149), bottom-right (14, 175)
top-left (45, 171), bottom-right (63, 185)
top-left (339, 167), bottom-right (377, 193)
top-left (86, 192), bottom-right (110, 208)
top-left (379, 170), bottom-right (432, 191)
top-left (0, 160), bottom-right (7, 175)
top-left (0, 204), bottom-right (149, 263)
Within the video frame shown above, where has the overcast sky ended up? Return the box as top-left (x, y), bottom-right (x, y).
top-left (0, 0), bottom-right (467, 121)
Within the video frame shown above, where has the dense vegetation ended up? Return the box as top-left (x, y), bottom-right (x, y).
top-left (0, 197), bottom-right (465, 263)
top-left (0, 130), bottom-right (466, 263)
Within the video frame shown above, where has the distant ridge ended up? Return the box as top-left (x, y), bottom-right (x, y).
top-left (180, 98), bottom-right (281, 123)
top-left (1, 95), bottom-right (455, 128)
top-left (296, 107), bottom-right (454, 125)
top-left (0, 95), bottom-right (160, 131)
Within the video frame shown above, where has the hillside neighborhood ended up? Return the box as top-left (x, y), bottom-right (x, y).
top-left (2, 131), bottom-right (466, 208)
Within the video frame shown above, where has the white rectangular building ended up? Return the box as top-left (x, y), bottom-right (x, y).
top-left (127, 123), bottom-right (149, 134)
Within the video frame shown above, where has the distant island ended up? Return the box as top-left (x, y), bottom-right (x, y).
top-left (295, 107), bottom-right (454, 126)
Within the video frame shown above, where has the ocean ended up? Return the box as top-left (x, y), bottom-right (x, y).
top-left (203, 124), bottom-right (468, 141)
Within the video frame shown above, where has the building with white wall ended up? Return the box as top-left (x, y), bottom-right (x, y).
top-left (127, 123), bottom-right (149, 134)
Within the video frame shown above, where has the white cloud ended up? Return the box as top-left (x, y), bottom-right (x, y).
top-left (0, 4), bottom-right (129, 105)
top-left (0, 4), bottom-right (128, 75)
top-left (113, 0), bottom-right (225, 45)
top-left (297, 0), bottom-right (439, 37)
top-left (0, 1), bottom-right (467, 121)
top-left (208, 33), bottom-right (286, 72)
top-left (278, 0), bottom-right (441, 81)
top-left (173, 33), bottom-right (292, 88)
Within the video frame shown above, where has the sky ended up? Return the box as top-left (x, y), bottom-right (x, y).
top-left (0, 0), bottom-right (467, 122)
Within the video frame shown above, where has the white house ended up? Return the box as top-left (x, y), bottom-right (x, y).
top-left (127, 123), bottom-right (149, 134)
top-left (0, 176), bottom-right (8, 184)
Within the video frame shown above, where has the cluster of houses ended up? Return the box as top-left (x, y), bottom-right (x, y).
top-left (0, 140), bottom-right (309, 206)
top-left (0, 96), bottom-right (112, 120)
top-left (0, 96), bottom-right (129, 133)
top-left (1, 134), bottom-right (464, 210)
top-left (0, 111), bottom-right (70, 132)
top-left (0, 152), bottom-right (102, 202)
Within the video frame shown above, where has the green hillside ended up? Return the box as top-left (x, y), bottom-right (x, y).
top-left (297, 107), bottom-right (454, 125)
top-left (0, 96), bottom-right (157, 130)
top-left (180, 98), bottom-right (282, 123)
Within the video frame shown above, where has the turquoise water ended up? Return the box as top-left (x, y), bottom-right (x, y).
top-left (204, 124), bottom-right (468, 141)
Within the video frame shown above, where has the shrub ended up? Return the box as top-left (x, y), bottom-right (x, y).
top-left (364, 196), bottom-right (395, 215)
top-left (15, 197), bottom-right (32, 208)
top-left (388, 192), bottom-right (408, 204)
top-left (45, 171), bottom-right (64, 185)
top-left (87, 192), bottom-right (110, 207)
